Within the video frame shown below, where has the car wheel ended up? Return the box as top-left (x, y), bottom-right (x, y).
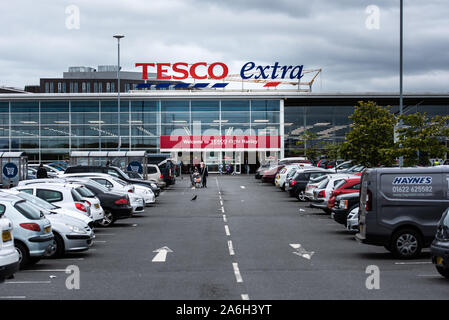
top-left (297, 191), bottom-right (306, 202)
top-left (98, 211), bottom-right (115, 227)
top-left (15, 242), bottom-right (30, 269)
top-left (48, 233), bottom-right (65, 258)
top-left (391, 229), bottom-right (423, 259)
top-left (436, 266), bottom-right (449, 279)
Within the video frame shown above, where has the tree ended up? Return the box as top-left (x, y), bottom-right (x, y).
top-left (340, 101), bottom-right (396, 167)
top-left (296, 130), bottom-right (319, 161)
top-left (323, 141), bottom-right (343, 162)
top-left (396, 112), bottom-right (449, 166)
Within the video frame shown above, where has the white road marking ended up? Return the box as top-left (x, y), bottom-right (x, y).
top-left (22, 269), bottom-right (67, 272)
top-left (232, 263), bottom-right (243, 283)
top-left (290, 243), bottom-right (314, 260)
top-left (228, 240), bottom-right (235, 256)
top-left (221, 207), bottom-right (225, 213)
top-left (95, 233), bottom-right (115, 236)
top-left (0, 296), bottom-right (26, 299)
top-left (132, 224), bottom-right (138, 227)
top-left (5, 281), bottom-right (51, 284)
top-left (240, 186), bottom-right (246, 189)
top-left (299, 208), bottom-right (306, 212)
top-left (220, 200), bottom-right (223, 206)
top-left (395, 261), bottom-right (432, 265)
top-left (94, 240), bottom-right (107, 243)
top-left (241, 294), bottom-right (250, 300)
top-left (417, 274), bottom-right (439, 277)
top-left (152, 246), bottom-right (173, 262)
top-left (224, 225), bottom-right (231, 236)
top-left (223, 215), bottom-right (227, 223)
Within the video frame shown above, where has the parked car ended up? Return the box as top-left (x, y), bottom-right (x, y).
top-left (63, 178), bottom-right (133, 227)
top-left (327, 177), bottom-right (361, 210)
top-left (278, 157), bottom-right (312, 166)
top-left (431, 208), bottom-right (449, 278)
top-left (0, 207), bottom-right (19, 282)
top-left (262, 165), bottom-right (285, 184)
top-left (145, 164), bottom-right (167, 188)
top-left (28, 164), bottom-right (63, 178)
top-left (15, 183), bottom-right (99, 223)
top-left (275, 165), bottom-right (298, 190)
top-left (64, 166), bottom-right (161, 196)
top-left (346, 207), bottom-right (360, 232)
top-left (158, 159), bottom-right (176, 186)
top-left (286, 168), bottom-right (331, 200)
top-left (331, 192), bottom-right (360, 226)
top-left (27, 167), bottom-right (37, 180)
top-left (255, 163), bottom-right (271, 179)
top-left (311, 174), bottom-right (358, 213)
top-left (357, 167), bottom-right (448, 259)
top-left (304, 175), bottom-right (328, 200)
top-left (0, 195), bottom-right (54, 268)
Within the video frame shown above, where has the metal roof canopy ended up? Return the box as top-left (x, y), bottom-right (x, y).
top-left (0, 152), bottom-right (26, 158)
top-left (70, 151), bottom-right (146, 157)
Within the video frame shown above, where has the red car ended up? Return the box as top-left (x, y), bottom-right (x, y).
top-left (261, 165), bottom-right (285, 184)
top-left (327, 177), bottom-right (361, 209)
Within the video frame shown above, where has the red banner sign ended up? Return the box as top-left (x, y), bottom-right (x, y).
top-left (160, 136), bottom-right (281, 149)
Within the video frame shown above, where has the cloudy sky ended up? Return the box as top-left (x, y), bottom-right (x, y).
top-left (0, 0), bottom-right (448, 93)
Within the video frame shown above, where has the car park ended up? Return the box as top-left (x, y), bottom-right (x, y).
top-left (15, 183), bottom-right (97, 223)
top-left (357, 167), bottom-right (449, 259)
top-left (64, 165), bottom-right (161, 196)
top-left (0, 207), bottom-right (19, 282)
top-left (0, 195), bottom-right (54, 268)
top-left (431, 208), bottom-right (449, 279)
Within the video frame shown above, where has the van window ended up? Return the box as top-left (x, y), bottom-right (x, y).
top-left (14, 201), bottom-right (43, 220)
top-left (36, 189), bottom-right (63, 203)
top-left (147, 166), bottom-right (158, 174)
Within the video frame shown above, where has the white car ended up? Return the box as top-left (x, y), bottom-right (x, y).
top-left (275, 164), bottom-right (300, 190)
top-left (310, 174), bottom-right (359, 211)
top-left (15, 183), bottom-right (96, 222)
top-left (0, 208), bottom-right (19, 282)
top-left (346, 207), bottom-right (359, 232)
top-left (63, 173), bottom-right (153, 207)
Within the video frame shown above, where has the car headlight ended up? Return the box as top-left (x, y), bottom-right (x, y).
top-left (65, 224), bottom-right (86, 234)
top-left (150, 183), bottom-right (157, 189)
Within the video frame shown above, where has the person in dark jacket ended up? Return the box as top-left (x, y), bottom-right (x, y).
top-left (200, 162), bottom-right (208, 188)
top-left (36, 163), bottom-right (48, 179)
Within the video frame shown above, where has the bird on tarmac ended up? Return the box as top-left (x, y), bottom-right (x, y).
top-left (191, 195), bottom-right (198, 201)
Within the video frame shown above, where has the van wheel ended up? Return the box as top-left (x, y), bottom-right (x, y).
top-left (436, 266), bottom-right (449, 279)
top-left (391, 229), bottom-right (423, 259)
top-left (15, 242), bottom-right (30, 269)
top-left (98, 211), bottom-right (115, 227)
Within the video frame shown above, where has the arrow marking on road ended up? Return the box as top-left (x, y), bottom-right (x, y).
top-left (290, 243), bottom-right (314, 260)
top-left (152, 246), bottom-right (173, 262)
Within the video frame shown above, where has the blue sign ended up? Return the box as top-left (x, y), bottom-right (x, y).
top-left (3, 163), bottom-right (18, 179)
top-left (127, 161), bottom-right (143, 174)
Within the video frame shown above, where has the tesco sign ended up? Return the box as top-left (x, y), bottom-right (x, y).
top-left (135, 62), bottom-right (304, 81)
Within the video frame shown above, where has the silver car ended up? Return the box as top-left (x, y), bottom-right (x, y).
top-left (0, 195), bottom-right (54, 269)
top-left (3, 190), bottom-right (94, 258)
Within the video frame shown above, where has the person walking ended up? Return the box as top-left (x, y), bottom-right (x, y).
top-left (200, 162), bottom-right (208, 188)
top-left (36, 163), bottom-right (48, 179)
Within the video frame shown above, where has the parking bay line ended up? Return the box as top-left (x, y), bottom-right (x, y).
top-left (232, 263), bottom-right (243, 283)
top-left (5, 281), bottom-right (51, 284)
top-left (224, 225), bottom-right (231, 236)
top-left (22, 269), bottom-right (67, 272)
top-left (228, 240), bottom-right (235, 256)
top-left (241, 294), bottom-right (250, 300)
top-left (223, 215), bottom-right (227, 223)
top-left (0, 296), bottom-right (26, 299)
top-left (395, 261), bottom-right (432, 265)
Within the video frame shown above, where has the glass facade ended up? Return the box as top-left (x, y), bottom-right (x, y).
top-left (0, 98), bottom-right (281, 161)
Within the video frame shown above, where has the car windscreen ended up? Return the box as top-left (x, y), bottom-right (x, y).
top-left (14, 200), bottom-right (43, 220)
top-left (115, 167), bottom-right (130, 179)
top-left (75, 186), bottom-right (96, 198)
top-left (16, 192), bottom-right (57, 210)
top-left (113, 178), bottom-right (128, 186)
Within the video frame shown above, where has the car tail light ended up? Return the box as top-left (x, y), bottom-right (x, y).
top-left (160, 174), bottom-right (164, 179)
top-left (291, 180), bottom-right (297, 186)
top-left (128, 189), bottom-right (133, 193)
top-left (318, 190), bottom-right (325, 198)
top-left (365, 189), bottom-right (372, 211)
top-left (115, 198), bottom-right (129, 205)
top-left (75, 202), bottom-right (87, 212)
top-left (20, 223), bottom-right (41, 232)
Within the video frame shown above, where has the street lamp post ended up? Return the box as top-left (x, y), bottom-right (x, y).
top-left (113, 34), bottom-right (124, 151)
top-left (398, 0), bottom-right (404, 167)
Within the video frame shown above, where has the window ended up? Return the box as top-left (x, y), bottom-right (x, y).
top-left (87, 82), bottom-right (91, 93)
top-left (57, 82), bottom-right (62, 93)
top-left (71, 189), bottom-right (84, 202)
top-left (45, 83), bottom-right (49, 93)
top-left (92, 178), bottom-right (113, 189)
top-left (111, 82), bottom-right (115, 92)
top-left (82, 82), bottom-right (86, 93)
top-left (75, 187), bottom-right (95, 198)
top-left (107, 169), bottom-right (120, 177)
top-left (94, 82), bottom-right (98, 93)
top-left (74, 83), bottom-right (78, 92)
top-left (18, 188), bottom-right (33, 194)
top-left (147, 166), bottom-right (158, 174)
top-left (106, 83), bottom-right (111, 92)
top-left (0, 204), bottom-right (4, 216)
top-left (70, 82), bottom-right (74, 93)
top-left (349, 183), bottom-right (361, 190)
top-left (36, 189), bottom-right (63, 203)
top-left (49, 83), bottom-right (54, 93)
top-left (14, 201), bottom-right (42, 220)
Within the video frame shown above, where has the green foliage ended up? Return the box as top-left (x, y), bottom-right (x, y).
top-left (396, 112), bottom-right (449, 166)
top-left (323, 141), bottom-right (343, 161)
top-left (340, 101), bottom-right (396, 167)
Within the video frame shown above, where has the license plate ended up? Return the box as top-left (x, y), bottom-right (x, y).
top-left (95, 204), bottom-right (100, 209)
top-left (2, 231), bottom-right (12, 242)
top-left (44, 226), bottom-right (51, 234)
top-left (436, 256), bottom-right (444, 266)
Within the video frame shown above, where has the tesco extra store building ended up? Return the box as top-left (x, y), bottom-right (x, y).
top-left (0, 91), bottom-right (448, 173)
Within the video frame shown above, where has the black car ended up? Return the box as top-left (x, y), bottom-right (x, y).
top-left (157, 160), bottom-right (176, 186)
top-left (287, 169), bottom-right (330, 200)
top-left (66, 178), bottom-right (133, 227)
top-left (431, 208), bottom-right (449, 279)
top-left (332, 192), bottom-right (360, 226)
top-left (65, 166), bottom-right (160, 197)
